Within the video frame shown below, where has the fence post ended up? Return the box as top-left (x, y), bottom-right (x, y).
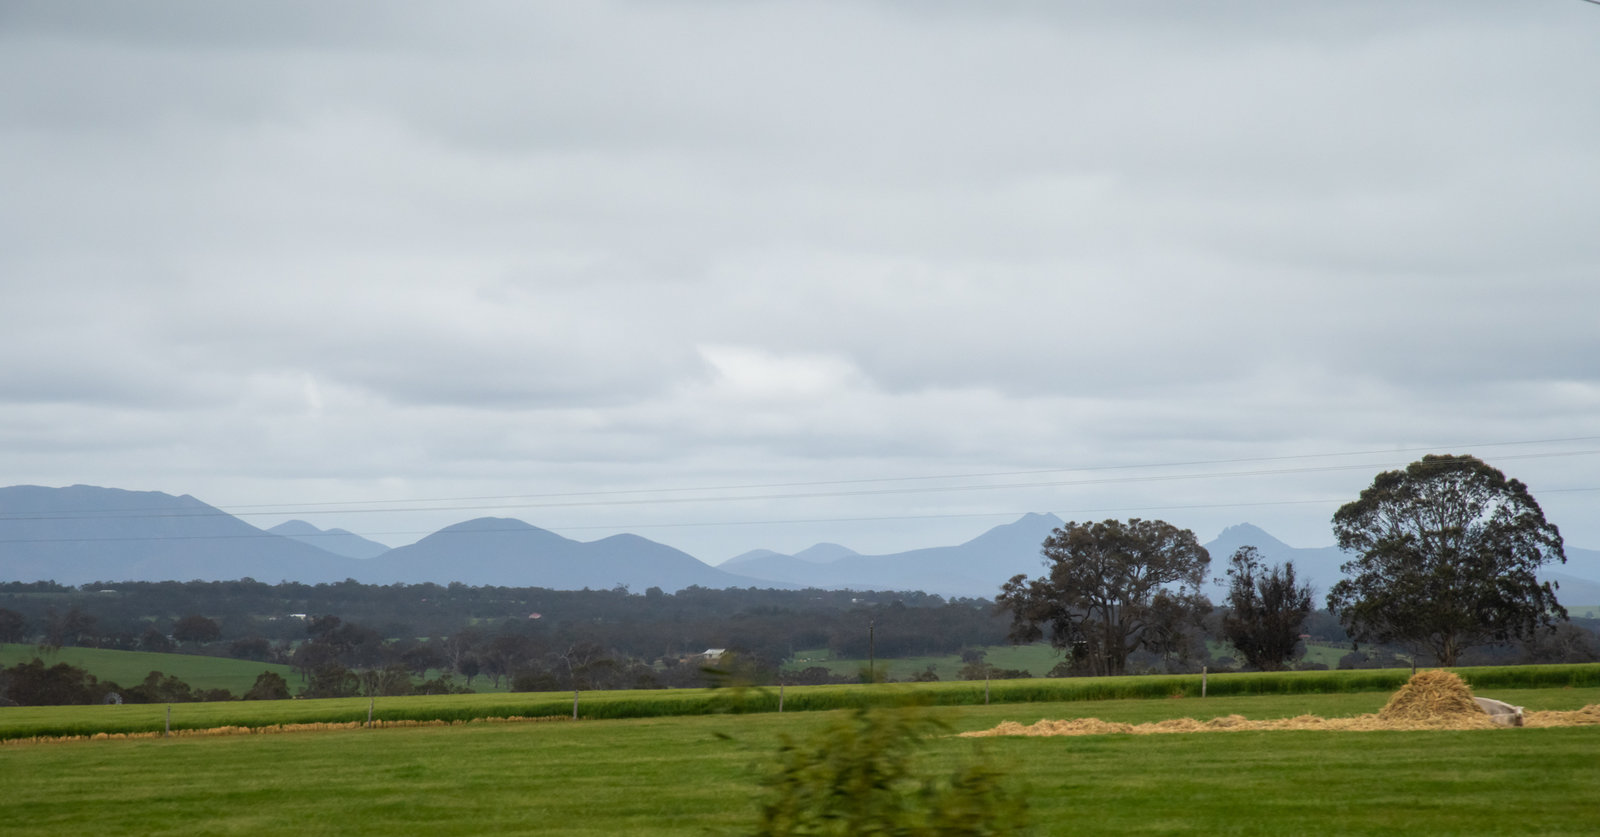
top-left (368, 696), bottom-right (375, 727)
top-left (165, 705), bottom-right (171, 738)
top-left (572, 689), bottom-right (580, 720)
top-left (779, 681), bottom-right (785, 713)
top-left (1202, 666), bottom-right (1208, 698)
top-left (985, 671), bottom-right (990, 706)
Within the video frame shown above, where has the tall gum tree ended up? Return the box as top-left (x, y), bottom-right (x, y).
top-left (999, 518), bottom-right (1210, 676)
top-left (1327, 454), bottom-right (1566, 666)
top-left (1221, 545), bottom-right (1313, 671)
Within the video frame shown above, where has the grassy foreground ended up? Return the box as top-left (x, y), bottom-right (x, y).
top-left (2, 688), bottom-right (1597, 836)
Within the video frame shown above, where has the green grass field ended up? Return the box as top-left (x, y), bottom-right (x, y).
top-left (2, 687), bottom-right (1596, 836)
top-left (792, 640), bottom-right (1359, 680)
top-left (786, 643), bottom-right (1071, 680)
top-left (6, 664), bottom-right (1598, 742)
top-left (1, 643), bottom-right (295, 694)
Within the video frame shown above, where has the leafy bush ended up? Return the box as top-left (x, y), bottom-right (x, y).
top-left (244, 671), bottom-right (291, 701)
top-left (751, 706), bottom-right (1027, 836)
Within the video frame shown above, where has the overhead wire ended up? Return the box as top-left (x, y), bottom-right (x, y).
top-left (0, 437), bottom-right (1596, 546)
top-left (2, 445), bottom-right (1597, 527)
top-left (198, 433), bottom-right (1600, 513)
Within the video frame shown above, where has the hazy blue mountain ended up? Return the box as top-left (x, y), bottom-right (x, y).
top-left (6, 484), bottom-right (1594, 602)
top-left (0, 485), bottom-right (360, 585)
top-left (719, 542), bottom-right (862, 584)
top-left (1564, 545), bottom-right (1600, 581)
top-left (268, 519), bottom-right (391, 559)
top-left (718, 513), bottom-right (1066, 597)
top-left (715, 551), bottom-right (831, 587)
top-left (1547, 573), bottom-right (1600, 607)
top-left (1200, 523), bottom-right (1349, 600)
top-left (1545, 544), bottom-right (1600, 607)
top-left (1201, 523), bottom-right (1600, 606)
top-left (352, 517), bottom-right (778, 592)
top-left (718, 517), bottom-right (1600, 604)
top-left (793, 543), bottom-right (859, 563)
top-left (721, 548), bottom-right (786, 567)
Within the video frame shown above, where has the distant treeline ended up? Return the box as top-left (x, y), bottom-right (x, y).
top-left (0, 579), bottom-right (1010, 678)
top-left (1, 578), bottom-right (1594, 707)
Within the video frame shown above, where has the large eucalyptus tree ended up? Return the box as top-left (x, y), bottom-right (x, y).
top-left (999, 518), bottom-right (1210, 676)
top-left (1327, 454), bottom-right (1566, 666)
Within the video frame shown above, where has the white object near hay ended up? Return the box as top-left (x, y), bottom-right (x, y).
top-left (1473, 697), bottom-right (1525, 727)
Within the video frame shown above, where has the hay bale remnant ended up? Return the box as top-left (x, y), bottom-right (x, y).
top-left (1375, 670), bottom-right (1491, 727)
top-left (959, 670), bottom-right (1600, 738)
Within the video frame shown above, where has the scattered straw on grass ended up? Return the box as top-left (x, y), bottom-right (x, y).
top-left (1, 714), bottom-right (575, 746)
top-left (1524, 704), bottom-right (1600, 728)
top-left (962, 670), bottom-right (1600, 738)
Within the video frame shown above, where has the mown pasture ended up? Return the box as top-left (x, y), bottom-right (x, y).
top-left (789, 641), bottom-right (1356, 680)
top-left (4, 663), bottom-right (1599, 741)
top-left (2, 685), bottom-right (1597, 836)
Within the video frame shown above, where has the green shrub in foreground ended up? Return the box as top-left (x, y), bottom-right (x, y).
top-left (753, 705), bottom-right (1027, 837)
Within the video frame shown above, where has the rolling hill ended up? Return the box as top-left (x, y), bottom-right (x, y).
top-left (3, 485), bottom-right (1595, 603)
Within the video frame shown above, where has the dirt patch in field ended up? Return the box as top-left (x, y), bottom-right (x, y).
top-left (961, 671), bottom-right (1600, 738)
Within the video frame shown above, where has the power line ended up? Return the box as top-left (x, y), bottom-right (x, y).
top-left (0, 497), bottom-right (1386, 546)
top-left (213, 433), bottom-right (1600, 511)
top-left (7, 485), bottom-right (1599, 548)
top-left (4, 437), bottom-right (1597, 525)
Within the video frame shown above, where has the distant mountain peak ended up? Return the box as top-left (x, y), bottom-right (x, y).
top-left (439, 517), bottom-right (544, 533)
top-left (792, 543), bottom-right (859, 564)
top-left (719, 549), bottom-right (785, 568)
top-left (1211, 522), bottom-right (1292, 550)
top-left (268, 519), bottom-right (391, 560)
top-left (267, 520), bottom-right (323, 537)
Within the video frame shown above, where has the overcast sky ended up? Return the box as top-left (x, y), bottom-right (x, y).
top-left (3, 1), bottom-right (1597, 565)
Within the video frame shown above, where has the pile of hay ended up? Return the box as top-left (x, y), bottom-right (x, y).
top-left (960, 670), bottom-right (1600, 738)
top-left (1375, 670), bottom-right (1490, 727)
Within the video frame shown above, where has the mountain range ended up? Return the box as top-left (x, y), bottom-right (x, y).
top-left (2, 484), bottom-right (1597, 604)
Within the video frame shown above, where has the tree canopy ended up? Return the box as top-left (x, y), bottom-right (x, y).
top-left (998, 518), bottom-right (1210, 676)
top-left (1327, 454), bottom-right (1567, 666)
top-left (1221, 546), bottom-right (1313, 671)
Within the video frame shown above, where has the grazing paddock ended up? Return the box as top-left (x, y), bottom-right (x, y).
top-left (6, 663), bottom-right (1598, 742)
top-left (0, 643), bottom-right (294, 695)
top-left (2, 686), bottom-right (1597, 836)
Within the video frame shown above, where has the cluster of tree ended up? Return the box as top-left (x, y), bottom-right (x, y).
top-left (0, 583), bottom-right (1007, 672)
top-left (0, 659), bottom-right (295, 706)
top-left (1000, 455), bottom-right (1586, 674)
top-left (953, 648), bottom-right (1033, 681)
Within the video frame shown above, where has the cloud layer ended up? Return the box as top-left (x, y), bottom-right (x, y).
top-left (3, 1), bottom-right (1597, 562)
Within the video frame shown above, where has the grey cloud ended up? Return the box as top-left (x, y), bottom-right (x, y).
top-left (2, 1), bottom-right (1597, 560)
